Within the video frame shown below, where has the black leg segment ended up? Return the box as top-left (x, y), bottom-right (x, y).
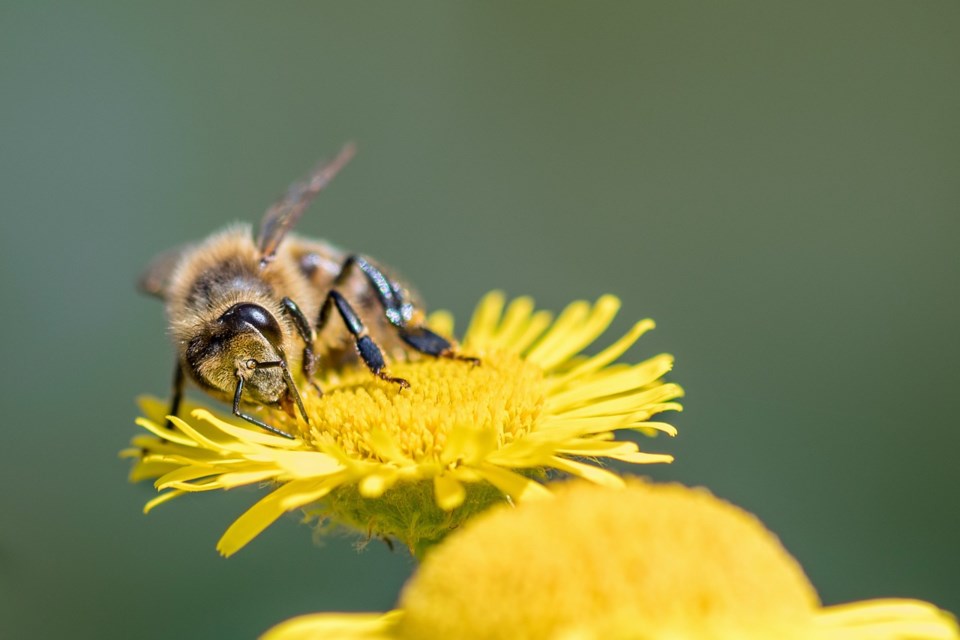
top-left (281, 297), bottom-right (315, 343)
top-left (400, 326), bottom-right (481, 364)
top-left (398, 326), bottom-right (451, 355)
top-left (281, 296), bottom-right (318, 378)
top-left (318, 290), bottom-right (364, 335)
top-left (332, 255), bottom-right (479, 365)
top-left (165, 362), bottom-right (186, 430)
top-left (334, 255), bottom-right (408, 327)
top-left (317, 290), bottom-right (409, 388)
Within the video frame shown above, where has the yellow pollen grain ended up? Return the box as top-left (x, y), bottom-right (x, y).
top-left (304, 352), bottom-right (546, 461)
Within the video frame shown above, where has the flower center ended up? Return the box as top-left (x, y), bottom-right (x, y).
top-left (302, 351), bottom-right (546, 461)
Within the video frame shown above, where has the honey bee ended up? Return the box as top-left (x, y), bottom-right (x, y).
top-left (139, 144), bottom-right (476, 438)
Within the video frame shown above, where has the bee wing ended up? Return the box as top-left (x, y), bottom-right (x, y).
top-left (256, 142), bottom-right (356, 265)
top-left (138, 243), bottom-right (192, 299)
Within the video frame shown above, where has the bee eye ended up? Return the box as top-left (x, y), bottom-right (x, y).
top-left (219, 303), bottom-right (283, 347)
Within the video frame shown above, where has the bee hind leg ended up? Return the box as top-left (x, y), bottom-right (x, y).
top-left (334, 255), bottom-right (479, 364)
top-left (317, 290), bottom-right (410, 389)
top-left (334, 255), bottom-right (407, 326)
top-left (398, 325), bottom-right (480, 365)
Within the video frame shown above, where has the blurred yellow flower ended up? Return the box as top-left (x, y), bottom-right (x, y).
top-left (263, 480), bottom-right (959, 640)
top-left (124, 292), bottom-right (681, 556)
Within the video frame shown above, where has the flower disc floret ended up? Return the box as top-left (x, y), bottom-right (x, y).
top-left (300, 351), bottom-right (545, 460)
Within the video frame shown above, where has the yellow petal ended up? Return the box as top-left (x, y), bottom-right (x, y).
top-left (155, 465), bottom-right (221, 490)
top-left (260, 449), bottom-right (345, 478)
top-left (165, 415), bottom-right (234, 452)
top-left (367, 427), bottom-right (414, 465)
top-left (484, 438), bottom-right (558, 467)
top-left (815, 599), bottom-right (960, 640)
top-left (433, 474), bottom-right (466, 511)
top-left (553, 439), bottom-right (643, 458)
top-left (557, 383), bottom-right (684, 419)
top-left (509, 309), bottom-right (554, 353)
top-left (134, 417), bottom-right (197, 447)
top-left (547, 456), bottom-right (626, 488)
top-left (143, 489), bottom-right (185, 514)
top-left (217, 475), bottom-right (346, 557)
top-left (551, 440), bottom-right (674, 465)
top-left (441, 425), bottom-right (498, 467)
top-left (426, 310), bottom-right (455, 337)
top-left (488, 296), bottom-right (535, 346)
top-left (359, 471), bottom-right (399, 498)
top-left (530, 295), bottom-right (620, 371)
top-left (193, 409), bottom-right (302, 449)
top-left (136, 395), bottom-right (173, 424)
top-left (128, 460), bottom-right (182, 483)
top-left (261, 611), bottom-right (402, 640)
top-left (474, 464), bottom-right (552, 502)
top-left (208, 469), bottom-right (281, 490)
top-left (548, 319), bottom-right (657, 388)
top-left (464, 290), bottom-right (506, 347)
top-left (524, 300), bottom-right (590, 365)
top-left (546, 364), bottom-right (678, 412)
top-left (625, 420), bottom-right (679, 437)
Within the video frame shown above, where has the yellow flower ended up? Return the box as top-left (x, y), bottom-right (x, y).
top-left (124, 292), bottom-right (682, 556)
top-left (263, 480), bottom-right (959, 640)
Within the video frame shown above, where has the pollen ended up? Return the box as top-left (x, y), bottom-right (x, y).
top-left (304, 351), bottom-right (546, 461)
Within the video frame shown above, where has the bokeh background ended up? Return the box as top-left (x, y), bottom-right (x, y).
top-left (1, 2), bottom-right (957, 638)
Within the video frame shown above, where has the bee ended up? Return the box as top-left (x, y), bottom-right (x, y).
top-left (139, 144), bottom-right (476, 439)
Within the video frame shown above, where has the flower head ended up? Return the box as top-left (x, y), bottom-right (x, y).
top-left (124, 292), bottom-right (682, 556)
top-left (264, 480), bottom-right (959, 640)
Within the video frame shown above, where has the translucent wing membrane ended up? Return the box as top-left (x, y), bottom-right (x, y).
top-left (256, 142), bottom-right (356, 264)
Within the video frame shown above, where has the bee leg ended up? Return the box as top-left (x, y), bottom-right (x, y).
top-left (231, 374), bottom-right (296, 439)
top-left (334, 255), bottom-right (407, 327)
top-left (398, 326), bottom-right (481, 365)
top-left (164, 362), bottom-right (186, 430)
top-left (335, 255), bottom-right (479, 364)
top-left (317, 290), bottom-right (410, 389)
top-left (280, 297), bottom-right (320, 385)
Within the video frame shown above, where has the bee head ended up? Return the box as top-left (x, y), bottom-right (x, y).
top-left (185, 303), bottom-right (289, 405)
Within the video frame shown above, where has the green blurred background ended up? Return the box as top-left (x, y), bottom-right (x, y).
top-left (1, 2), bottom-right (957, 638)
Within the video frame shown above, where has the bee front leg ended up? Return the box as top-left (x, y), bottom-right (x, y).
top-left (231, 374), bottom-right (296, 439)
top-left (280, 296), bottom-right (319, 382)
top-left (317, 290), bottom-right (410, 389)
